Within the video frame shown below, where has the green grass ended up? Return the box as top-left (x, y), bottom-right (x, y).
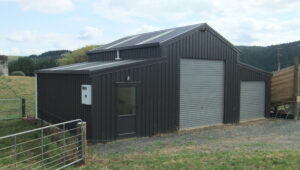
top-left (0, 119), bottom-right (40, 166)
top-left (0, 76), bottom-right (35, 118)
top-left (0, 119), bottom-right (37, 137)
top-left (72, 147), bottom-right (300, 170)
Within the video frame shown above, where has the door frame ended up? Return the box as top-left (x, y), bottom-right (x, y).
top-left (115, 81), bottom-right (141, 139)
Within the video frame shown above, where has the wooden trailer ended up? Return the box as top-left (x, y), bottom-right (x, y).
top-left (271, 56), bottom-right (299, 119)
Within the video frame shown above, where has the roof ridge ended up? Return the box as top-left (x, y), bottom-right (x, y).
top-left (89, 23), bottom-right (204, 53)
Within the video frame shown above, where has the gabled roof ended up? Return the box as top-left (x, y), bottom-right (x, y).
top-left (88, 23), bottom-right (204, 53)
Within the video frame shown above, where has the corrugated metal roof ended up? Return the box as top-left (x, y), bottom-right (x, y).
top-left (89, 23), bottom-right (203, 53)
top-left (37, 59), bottom-right (147, 74)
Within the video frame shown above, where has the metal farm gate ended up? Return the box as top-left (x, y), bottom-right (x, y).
top-left (0, 119), bottom-right (86, 170)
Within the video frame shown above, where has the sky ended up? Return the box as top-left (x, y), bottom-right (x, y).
top-left (1, 0), bottom-right (300, 56)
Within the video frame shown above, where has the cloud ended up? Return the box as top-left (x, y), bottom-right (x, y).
top-left (5, 31), bottom-right (71, 45)
top-left (78, 26), bottom-right (103, 40)
top-left (92, 0), bottom-right (300, 46)
top-left (0, 47), bottom-right (45, 56)
top-left (5, 31), bottom-right (36, 42)
top-left (126, 24), bottom-right (161, 35)
top-left (93, 0), bottom-right (300, 22)
top-left (4, 0), bottom-right (75, 13)
top-left (206, 16), bottom-right (300, 46)
top-left (2, 0), bottom-right (300, 56)
top-left (3, 26), bottom-right (104, 55)
top-left (93, 0), bottom-right (212, 22)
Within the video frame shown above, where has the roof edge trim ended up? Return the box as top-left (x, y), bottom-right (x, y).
top-left (160, 23), bottom-right (240, 54)
top-left (238, 61), bottom-right (272, 76)
top-left (87, 42), bottom-right (159, 54)
top-left (90, 57), bottom-right (167, 76)
top-left (204, 24), bottom-right (241, 53)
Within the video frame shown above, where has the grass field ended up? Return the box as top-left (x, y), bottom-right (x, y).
top-left (0, 119), bottom-right (40, 167)
top-left (0, 76), bottom-right (35, 119)
top-left (7, 56), bottom-right (21, 62)
top-left (74, 146), bottom-right (300, 169)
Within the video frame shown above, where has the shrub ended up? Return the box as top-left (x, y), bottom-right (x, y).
top-left (10, 71), bottom-right (25, 76)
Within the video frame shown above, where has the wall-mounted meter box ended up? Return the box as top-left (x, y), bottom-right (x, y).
top-left (81, 85), bottom-right (92, 105)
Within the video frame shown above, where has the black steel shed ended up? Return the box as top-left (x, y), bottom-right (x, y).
top-left (36, 23), bottom-right (271, 142)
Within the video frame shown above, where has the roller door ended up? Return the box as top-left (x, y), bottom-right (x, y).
top-left (240, 81), bottom-right (265, 121)
top-left (180, 59), bottom-right (224, 129)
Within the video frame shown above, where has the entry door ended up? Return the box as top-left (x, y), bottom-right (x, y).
top-left (117, 83), bottom-right (138, 138)
top-left (180, 59), bottom-right (224, 129)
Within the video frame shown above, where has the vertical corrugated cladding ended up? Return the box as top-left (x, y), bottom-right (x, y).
top-left (88, 46), bottom-right (160, 62)
top-left (36, 73), bottom-right (93, 138)
top-left (238, 63), bottom-right (272, 118)
top-left (161, 26), bottom-right (240, 125)
top-left (89, 58), bottom-right (175, 142)
top-left (88, 51), bottom-right (115, 61)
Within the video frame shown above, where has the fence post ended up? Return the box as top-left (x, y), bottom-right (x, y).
top-left (14, 135), bottom-right (17, 169)
top-left (63, 124), bottom-right (66, 166)
top-left (293, 56), bottom-right (299, 120)
top-left (41, 129), bottom-right (44, 169)
top-left (21, 98), bottom-right (26, 118)
top-left (77, 121), bottom-right (86, 164)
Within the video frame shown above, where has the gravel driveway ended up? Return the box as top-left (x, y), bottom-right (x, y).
top-left (95, 119), bottom-right (300, 155)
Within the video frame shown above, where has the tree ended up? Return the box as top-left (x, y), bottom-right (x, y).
top-left (58, 45), bottom-right (98, 65)
top-left (35, 58), bottom-right (58, 70)
top-left (8, 57), bottom-right (58, 76)
top-left (9, 57), bottom-right (35, 76)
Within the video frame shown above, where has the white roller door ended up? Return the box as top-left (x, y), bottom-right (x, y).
top-left (180, 59), bottom-right (224, 129)
top-left (240, 81), bottom-right (265, 121)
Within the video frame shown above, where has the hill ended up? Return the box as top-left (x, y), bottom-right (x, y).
top-left (7, 56), bottom-right (21, 62)
top-left (58, 45), bottom-right (98, 65)
top-left (237, 41), bottom-right (300, 72)
top-left (28, 50), bottom-right (70, 60)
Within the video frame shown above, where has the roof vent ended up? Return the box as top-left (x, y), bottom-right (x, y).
top-left (115, 50), bottom-right (121, 60)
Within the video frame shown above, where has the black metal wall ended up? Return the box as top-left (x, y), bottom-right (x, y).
top-left (89, 59), bottom-right (177, 142)
top-left (37, 74), bottom-right (93, 138)
top-left (238, 63), bottom-right (272, 118)
top-left (88, 46), bottom-right (160, 62)
top-left (161, 26), bottom-right (240, 124)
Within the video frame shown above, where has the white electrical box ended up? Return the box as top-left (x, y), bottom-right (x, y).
top-left (81, 85), bottom-right (92, 105)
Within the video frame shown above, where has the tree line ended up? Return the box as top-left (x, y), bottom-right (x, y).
top-left (8, 46), bottom-right (97, 76)
top-left (238, 40), bottom-right (300, 72)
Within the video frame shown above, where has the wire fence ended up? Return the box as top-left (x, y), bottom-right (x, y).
top-left (0, 76), bottom-right (36, 119)
top-left (0, 119), bottom-right (86, 170)
top-left (0, 98), bottom-right (25, 120)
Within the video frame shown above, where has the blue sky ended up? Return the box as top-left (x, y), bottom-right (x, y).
top-left (1, 0), bottom-right (300, 56)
